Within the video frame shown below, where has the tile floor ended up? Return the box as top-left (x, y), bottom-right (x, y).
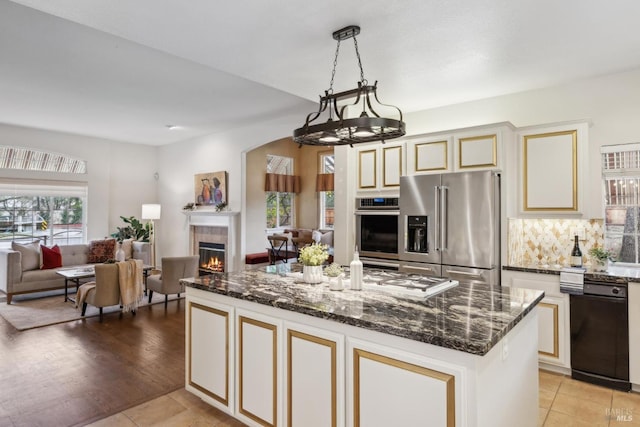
top-left (87, 370), bottom-right (640, 426)
top-left (539, 370), bottom-right (640, 427)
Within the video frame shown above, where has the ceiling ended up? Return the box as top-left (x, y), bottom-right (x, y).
top-left (3, 0), bottom-right (640, 146)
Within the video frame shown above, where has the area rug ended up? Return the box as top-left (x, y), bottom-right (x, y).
top-left (0, 291), bottom-right (184, 331)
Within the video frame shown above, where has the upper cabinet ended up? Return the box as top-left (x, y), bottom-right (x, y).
top-left (517, 121), bottom-right (589, 215)
top-left (405, 123), bottom-right (513, 175)
top-left (356, 141), bottom-right (405, 192)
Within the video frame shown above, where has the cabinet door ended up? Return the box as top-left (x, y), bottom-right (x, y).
top-left (237, 311), bottom-right (280, 427)
top-left (187, 299), bottom-right (234, 412)
top-left (348, 342), bottom-right (456, 427)
top-left (406, 136), bottom-right (451, 175)
top-left (456, 133), bottom-right (498, 170)
top-left (518, 122), bottom-right (588, 214)
top-left (629, 282), bottom-right (640, 385)
top-left (382, 145), bottom-right (403, 188)
top-left (538, 298), bottom-right (561, 362)
top-left (286, 323), bottom-right (344, 427)
top-left (357, 148), bottom-right (377, 190)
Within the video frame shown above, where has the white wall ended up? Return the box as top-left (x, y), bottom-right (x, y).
top-left (0, 123), bottom-right (157, 240)
top-left (156, 111), bottom-right (303, 261)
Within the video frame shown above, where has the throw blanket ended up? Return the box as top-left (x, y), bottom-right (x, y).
top-left (75, 281), bottom-right (96, 309)
top-left (118, 259), bottom-right (144, 312)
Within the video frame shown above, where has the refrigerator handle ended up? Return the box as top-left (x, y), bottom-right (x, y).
top-left (441, 185), bottom-right (448, 250)
top-left (434, 186), bottom-right (440, 251)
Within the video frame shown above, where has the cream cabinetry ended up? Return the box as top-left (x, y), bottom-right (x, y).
top-left (285, 322), bottom-right (344, 427)
top-left (517, 121), bottom-right (589, 215)
top-left (237, 309), bottom-right (280, 427)
top-left (186, 297), bottom-right (235, 414)
top-left (629, 282), bottom-right (640, 389)
top-left (347, 338), bottom-right (457, 427)
top-left (356, 141), bottom-right (404, 191)
top-left (502, 270), bottom-right (570, 369)
top-left (405, 122), bottom-right (513, 176)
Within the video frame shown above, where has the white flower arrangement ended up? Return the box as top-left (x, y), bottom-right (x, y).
top-left (298, 243), bottom-right (329, 266)
top-left (324, 262), bottom-right (344, 277)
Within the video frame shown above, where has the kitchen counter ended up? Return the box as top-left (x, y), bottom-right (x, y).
top-left (183, 265), bottom-right (544, 356)
top-left (503, 264), bottom-right (640, 283)
top-left (184, 264), bottom-right (543, 427)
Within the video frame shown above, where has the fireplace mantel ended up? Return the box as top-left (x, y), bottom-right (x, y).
top-left (184, 209), bottom-right (240, 272)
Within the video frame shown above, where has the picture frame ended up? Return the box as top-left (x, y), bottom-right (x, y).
top-left (194, 171), bottom-right (227, 206)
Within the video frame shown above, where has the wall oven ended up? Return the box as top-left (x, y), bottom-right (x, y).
top-left (354, 197), bottom-right (399, 269)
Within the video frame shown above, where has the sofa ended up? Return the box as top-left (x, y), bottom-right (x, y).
top-left (0, 239), bottom-right (150, 304)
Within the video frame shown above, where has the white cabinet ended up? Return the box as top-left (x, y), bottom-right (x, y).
top-left (406, 135), bottom-right (452, 174)
top-left (237, 310), bottom-right (281, 427)
top-left (186, 298), bottom-right (234, 414)
top-left (356, 142), bottom-right (404, 192)
top-left (517, 121), bottom-right (589, 215)
top-left (285, 322), bottom-right (344, 427)
top-left (347, 339), bottom-right (457, 427)
top-left (629, 282), bottom-right (640, 388)
top-left (502, 269), bottom-right (570, 369)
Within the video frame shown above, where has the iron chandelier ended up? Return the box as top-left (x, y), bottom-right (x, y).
top-left (293, 25), bottom-right (406, 147)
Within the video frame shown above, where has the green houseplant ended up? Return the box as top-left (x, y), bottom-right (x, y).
top-left (298, 243), bottom-right (329, 284)
top-left (111, 216), bottom-right (151, 242)
top-left (588, 246), bottom-right (614, 272)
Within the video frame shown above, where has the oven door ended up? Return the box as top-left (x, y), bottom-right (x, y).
top-left (355, 211), bottom-right (399, 260)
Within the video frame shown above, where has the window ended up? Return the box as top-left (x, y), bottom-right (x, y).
top-left (319, 153), bottom-right (334, 229)
top-left (602, 144), bottom-right (640, 264)
top-left (266, 155), bottom-right (294, 229)
top-left (0, 180), bottom-right (87, 248)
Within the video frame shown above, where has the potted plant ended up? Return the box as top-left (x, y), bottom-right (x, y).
top-left (324, 262), bottom-right (345, 290)
top-left (298, 243), bottom-right (329, 284)
top-left (588, 246), bottom-right (614, 272)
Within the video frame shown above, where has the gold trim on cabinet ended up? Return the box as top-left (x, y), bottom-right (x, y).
top-left (458, 134), bottom-right (497, 169)
top-left (523, 129), bottom-right (578, 211)
top-left (188, 302), bottom-right (229, 406)
top-left (538, 302), bottom-right (560, 358)
top-left (415, 140), bottom-right (448, 172)
top-left (353, 348), bottom-right (455, 427)
top-left (239, 316), bottom-right (278, 427)
top-left (287, 330), bottom-right (337, 427)
top-left (358, 149), bottom-right (377, 189)
top-left (382, 145), bottom-right (402, 187)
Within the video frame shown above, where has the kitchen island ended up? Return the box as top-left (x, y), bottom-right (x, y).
top-left (183, 266), bottom-right (544, 427)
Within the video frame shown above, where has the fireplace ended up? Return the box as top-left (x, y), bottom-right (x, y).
top-left (199, 242), bottom-right (225, 275)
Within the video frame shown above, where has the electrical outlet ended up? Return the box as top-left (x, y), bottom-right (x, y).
top-left (570, 226), bottom-right (586, 240)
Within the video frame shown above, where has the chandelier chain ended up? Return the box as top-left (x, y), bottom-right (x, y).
top-left (352, 36), bottom-right (366, 84)
top-left (328, 39), bottom-right (341, 94)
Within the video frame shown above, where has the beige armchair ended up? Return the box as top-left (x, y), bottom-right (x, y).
top-left (147, 255), bottom-right (199, 307)
top-left (80, 264), bottom-right (121, 322)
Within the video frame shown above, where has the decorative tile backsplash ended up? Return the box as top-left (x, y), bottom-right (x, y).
top-left (507, 218), bottom-right (604, 267)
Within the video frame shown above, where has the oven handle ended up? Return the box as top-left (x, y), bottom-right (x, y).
top-left (354, 211), bottom-right (399, 216)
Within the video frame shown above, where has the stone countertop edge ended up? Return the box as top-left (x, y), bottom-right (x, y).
top-left (503, 264), bottom-right (640, 283)
top-left (182, 267), bottom-right (545, 357)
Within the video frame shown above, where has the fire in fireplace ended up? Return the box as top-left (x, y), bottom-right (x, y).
top-left (198, 242), bottom-right (225, 275)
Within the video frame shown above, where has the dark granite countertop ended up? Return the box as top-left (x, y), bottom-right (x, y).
top-left (503, 264), bottom-right (640, 284)
top-left (183, 265), bottom-right (544, 356)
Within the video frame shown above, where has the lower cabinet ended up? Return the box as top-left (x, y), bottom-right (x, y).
top-left (186, 299), bottom-right (234, 413)
top-left (348, 339), bottom-right (456, 427)
top-left (286, 323), bottom-right (344, 427)
top-left (502, 270), bottom-right (570, 369)
top-left (237, 310), bottom-right (280, 427)
top-left (629, 282), bottom-right (640, 387)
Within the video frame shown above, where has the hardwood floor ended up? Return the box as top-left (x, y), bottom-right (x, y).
top-left (0, 297), bottom-right (189, 426)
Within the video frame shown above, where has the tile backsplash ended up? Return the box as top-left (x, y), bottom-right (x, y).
top-left (507, 218), bottom-right (604, 267)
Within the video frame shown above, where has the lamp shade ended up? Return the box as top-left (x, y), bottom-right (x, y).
top-left (141, 204), bottom-right (161, 220)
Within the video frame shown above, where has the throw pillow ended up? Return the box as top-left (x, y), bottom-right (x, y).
top-left (11, 241), bottom-right (41, 271)
top-left (319, 230), bottom-right (333, 246)
top-left (120, 238), bottom-right (134, 260)
top-left (40, 245), bottom-right (63, 269)
top-left (87, 239), bottom-right (117, 263)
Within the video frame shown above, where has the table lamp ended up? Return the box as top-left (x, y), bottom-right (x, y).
top-left (141, 204), bottom-right (161, 267)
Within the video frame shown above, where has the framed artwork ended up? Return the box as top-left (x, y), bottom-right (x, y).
top-left (195, 171), bottom-right (227, 206)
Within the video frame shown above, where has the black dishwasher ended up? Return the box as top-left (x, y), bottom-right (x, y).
top-left (569, 280), bottom-right (630, 391)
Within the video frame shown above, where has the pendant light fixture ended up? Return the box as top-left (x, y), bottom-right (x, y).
top-left (293, 25), bottom-right (405, 147)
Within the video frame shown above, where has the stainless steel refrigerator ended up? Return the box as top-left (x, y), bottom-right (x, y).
top-left (398, 171), bottom-right (500, 285)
